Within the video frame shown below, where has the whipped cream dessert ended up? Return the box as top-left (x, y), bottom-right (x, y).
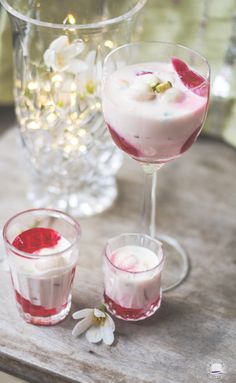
top-left (9, 228), bottom-right (77, 316)
top-left (104, 244), bottom-right (163, 319)
top-left (102, 58), bottom-right (209, 163)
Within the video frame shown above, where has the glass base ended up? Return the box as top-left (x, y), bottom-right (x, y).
top-left (104, 292), bottom-right (162, 321)
top-left (157, 233), bottom-right (190, 292)
top-left (16, 296), bottom-right (71, 326)
top-left (28, 175), bottom-right (118, 217)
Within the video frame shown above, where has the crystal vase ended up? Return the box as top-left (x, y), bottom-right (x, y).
top-left (1, 0), bottom-right (146, 216)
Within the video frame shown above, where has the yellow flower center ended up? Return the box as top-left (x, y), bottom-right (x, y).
top-left (56, 52), bottom-right (66, 68)
top-left (93, 315), bottom-right (106, 326)
top-left (86, 80), bottom-right (96, 94)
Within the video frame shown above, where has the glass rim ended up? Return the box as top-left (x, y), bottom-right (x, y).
top-left (3, 208), bottom-right (81, 258)
top-left (0, 0), bottom-right (147, 30)
top-left (104, 232), bottom-right (164, 274)
top-left (104, 40), bottom-right (211, 90)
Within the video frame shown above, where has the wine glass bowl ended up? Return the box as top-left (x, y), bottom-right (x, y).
top-left (102, 42), bottom-right (210, 166)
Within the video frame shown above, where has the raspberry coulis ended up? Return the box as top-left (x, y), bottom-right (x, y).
top-left (171, 57), bottom-right (209, 97)
top-left (104, 293), bottom-right (161, 321)
top-left (12, 227), bottom-right (61, 254)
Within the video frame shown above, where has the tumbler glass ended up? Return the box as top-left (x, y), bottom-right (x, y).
top-left (3, 208), bottom-right (81, 325)
top-left (103, 233), bottom-right (164, 321)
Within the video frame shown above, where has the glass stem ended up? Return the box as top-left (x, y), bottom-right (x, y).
top-left (141, 169), bottom-right (158, 238)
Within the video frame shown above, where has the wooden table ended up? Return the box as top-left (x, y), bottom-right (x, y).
top-left (0, 126), bottom-right (235, 383)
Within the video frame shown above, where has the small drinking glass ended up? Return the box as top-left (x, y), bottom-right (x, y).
top-left (3, 208), bottom-right (81, 325)
top-left (103, 233), bottom-right (164, 321)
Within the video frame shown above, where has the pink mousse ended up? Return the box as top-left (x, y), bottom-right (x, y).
top-left (102, 61), bottom-right (209, 164)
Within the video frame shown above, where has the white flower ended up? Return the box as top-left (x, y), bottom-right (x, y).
top-left (72, 306), bottom-right (115, 346)
top-left (76, 49), bottom-right (101, 97)
top-left (44, 35), bottom-right (88, 74)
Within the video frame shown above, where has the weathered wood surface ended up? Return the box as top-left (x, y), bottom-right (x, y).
top-left (0, 128), bottom-right (236, 383)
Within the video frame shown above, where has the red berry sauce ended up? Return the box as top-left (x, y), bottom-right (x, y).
top-left (104, 293), bottom-right (161, 321)
top-left (180, 125), bottom-right (202, 154)
top-left (172, 57), bottom-right (209, 97)
top-left (136, 71), bottom-right (154, 76)
top-left (15, 290), bottom-right (67, 317)
top-left (14, 267), bottom-right (75, 321)
top-left (107, 123), bottom-right (141, 158)
top-left (12, 227), bottom-right (61, 254)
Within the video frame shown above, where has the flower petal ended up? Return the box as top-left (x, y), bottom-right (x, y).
top-left (101, 321), bottom-right (115, 346)
top-left (72, 315), bottom-right (93, 337)
top-left (85, 50), bottom-right (96, 76)
top-left (86, 325), bottom-right (102, 343)
top-left (50, 35), bottom-right (69, 51)
top-left (62, 44), bottom-right (79, 61)
top-left (66, 59), bottom-right (88, 74)
top-left (106, 314), bottom-right (115, 332)
top-left (94, 308), bottom-right (106, 318)
top-left (73, 40), bottom-right (85, 55)
top-left (86, 50), bottom-right (96, 66)
top-left (72, 308), bottom-right (93, 320)
top-left (43, 49), bottom-right (56, 69)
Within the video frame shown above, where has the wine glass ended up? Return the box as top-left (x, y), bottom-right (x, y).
top-left (102, 42), bottom-right (210, 291)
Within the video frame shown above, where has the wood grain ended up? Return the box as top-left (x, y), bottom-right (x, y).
top-left (0, 129), bottom-right (235, 383)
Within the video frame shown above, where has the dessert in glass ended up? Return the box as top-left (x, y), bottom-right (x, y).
top-left (3, 208), bottom-right (81, 325)
top-left (102, 42), bottom-right (210, 291)
top-left (103, 233), bottom-right (164, 320)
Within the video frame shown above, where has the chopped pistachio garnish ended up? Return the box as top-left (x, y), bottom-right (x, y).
top-left (155, 81), bottom-right (172, 93)
top-left (151, 81), bottom-right (160, 91)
